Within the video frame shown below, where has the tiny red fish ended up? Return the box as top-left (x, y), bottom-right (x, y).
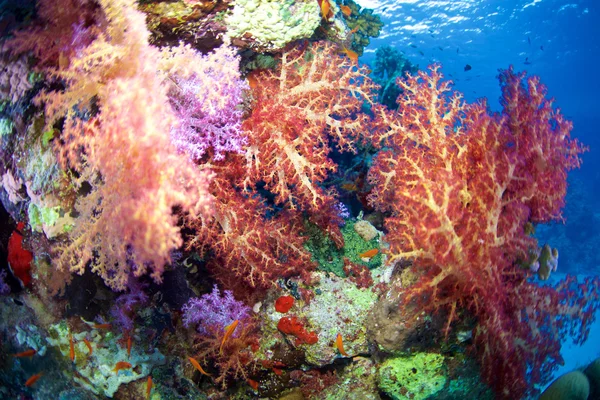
top-left (248, 378), bottom-right (259, 391)
top-left (113, 361), bottom-right (132, 374)
top-left (188, 356), bottom-right (211, 377)
top-left (69, 333), bottom-right (75, 362)
top-left (13, 349), bottom-right (36, 358)
top-left (220, 320), bottom-right (239, 354)
top-left (340, 4), bottom-right (352, 16)
top-left (359, 248), bottom-right (379, 259)
top-left (127, 334), bottom-right (132, 359)
top-left (146, 376), bottom-right (153, 399)
top-left (83, 338), bottom-right (93, 356)
top-left (335, 333), bottom-right (349, 357)
top-left (25, 373), bottom-right (43, 387)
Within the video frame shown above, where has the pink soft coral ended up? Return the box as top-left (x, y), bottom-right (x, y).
top-left (11, 0), bottom-right (214, 291)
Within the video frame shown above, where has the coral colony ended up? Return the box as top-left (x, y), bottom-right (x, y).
top-left (0, 0), bottom-right (598, 399)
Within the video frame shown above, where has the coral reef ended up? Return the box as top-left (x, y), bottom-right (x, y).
top-left (377, 352), bottom-right (447, 400)
top-left (226, 0), bottom-right (321, 51)
top-left (0, 0), bottom-right (597, 399)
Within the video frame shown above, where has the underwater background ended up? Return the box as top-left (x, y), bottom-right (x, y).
top-left (0, 0), bottom-right (599, 399)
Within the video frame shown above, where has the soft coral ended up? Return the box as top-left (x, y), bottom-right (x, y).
top-left (9, 0), bottom-right (214, 290)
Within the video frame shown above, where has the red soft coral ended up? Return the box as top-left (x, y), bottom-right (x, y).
top-left (184, 42), bottom-right (380, 293)
top-left (243, 41), bottom-right (377, 213)
top-left (368, 65), bottom-right (597, 398)
top-left (192, 318), bottom-right (260, 389)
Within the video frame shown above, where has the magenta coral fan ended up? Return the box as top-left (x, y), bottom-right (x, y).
top-left (165, 44), bottom-right (248, 161)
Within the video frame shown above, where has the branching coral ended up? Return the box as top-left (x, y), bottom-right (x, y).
top-left (368, 65), bottom-right (598, 398)
top-left (184, 41), bottom-right (380, 293)
top-left (191, 317), bottom-right (260, 389)
top-left (243, 41), bottom-right (377, 213)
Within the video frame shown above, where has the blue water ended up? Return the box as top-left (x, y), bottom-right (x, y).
top-left (354, 0), bottom-right (600, 393)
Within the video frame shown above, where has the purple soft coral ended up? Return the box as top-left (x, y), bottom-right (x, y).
top-left (109, 277), bottom-right (148, 331)
top-left (182, 285), bottom-right (251, 335)
top-left (168, 45), bottom-right (248, 161)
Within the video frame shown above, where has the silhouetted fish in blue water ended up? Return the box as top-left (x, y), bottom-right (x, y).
top-left (524, 57), bottom-right (531, 65)
top-left (464, 64), bottom-right (472, 72)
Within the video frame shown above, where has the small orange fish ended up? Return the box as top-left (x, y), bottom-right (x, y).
top-left (335, 333), bottom-right (349, 357)
top-left (359, 248), bottom-right (379, 259)
top-left (188, 356), bottom-right (211, 377)
top-left (13, 349), bottom-right (36, 358)
top-left (247, 73), bottom-right (259, 91)
top-left (127, 334), bottom-right (132, 359)
top-left (341, 183), bottom-right (358, 192)
top-left (93, 323), bottom-right (111, 330)
top-left (220, 320), bottom-right (239, 354)
top-left (340, 4), bottom-right (352, 16)
top-left (248, 378), bottom-right (259, 391)
top-left (25, 372), bottom-right (43, 387)
top-left (350, 26), bottom-right (359, 34)
top-left (69, 333), bottom-right (75, 362)
top-left (341, 47), bottom-right (358, 63)
top-left (113, 361), bottom-right (132, 374)
top-left (146, 376), bottom-right (153, 399)
top-left (320, 0), bottom-right (331, 20)
top-left (83, 338), bottom-right (93, 356)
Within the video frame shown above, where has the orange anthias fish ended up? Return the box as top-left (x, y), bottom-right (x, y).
top-left (13, 349), bottom-right (36, 358)
top-left (69, 333), bottom-right (75, 362)
top-left (83, 338), bottom-right (93, 356)
top-left (146, 376), bottom-right (153, 399)
top-left (113, 361), bottom-right (132, 374)
top-left (359, 248), bottom-right (379, 259)
top-left (341, 47), bottom-right (358, 63)
top-left (188, 356), bottom-right (211, 377)
top-left (25, 372), bottom-right (43, 387)
top-left (350, 26), bottom-right (359, 34)
top-left (220, 320), bottom-right (239, 354)
top-left (320, 0), bottom-right (331, 20)
top-left (335, 333), bottom-right (349, 357)
top-left (340, 4), bottom-right (352, 16)
top-left (247, 72), bottom-right (259, 91)
top-left (93, 323), bottom-right (111, 330)
top-left (248, 378), bottom-right (259, 391)
top-left (127, 334), bottom-right (132, 359)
